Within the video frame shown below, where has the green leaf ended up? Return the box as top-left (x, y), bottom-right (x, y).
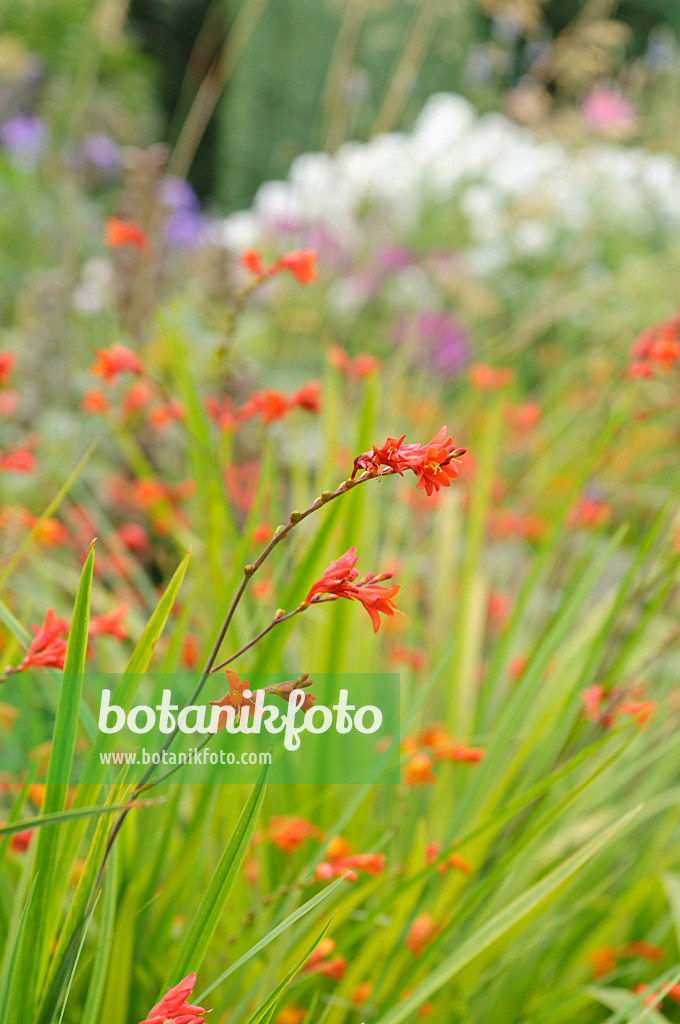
top-left (17, 541), bottom-right (96, 1012)
top-left (80, 849), bottom-right (118, 1024)
top-left (663, 873), bottom-right (680, 954)
top-left (169, 762), bottom-right (269, 982)
top-left (198, 874), bottom-right (348, 1001)
top-left (243, 916), bottom-right (333, 1024)
top-left (372, 807), bottom-right (641, 1024)
top-left (0, 799), bottom-right (154, 837)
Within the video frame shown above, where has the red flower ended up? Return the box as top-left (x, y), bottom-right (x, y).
top-left (117, 523), bottom-right (149, 552)
top-left (122, 380), bottom-right (155, 417)
top-left (138, 972), bottom-right (207, 1024)
top-left (10, 829), bottom-right (32, 853)
top-left (89, 605), bottom-right (128, 641)
top-left (290, 381), bottom-right (321, 413)
top-left (241, 248), bottom-right (317, 285)
top-left (0, 352), bottom-right (15, 387)
top-left (90, 344), bottom-right (143, 385)
top-left (105, 216), bottom-right (148, 251)
top-left (12, 608), bottom-right (69, 673)
top-left (148, 399), bottom-right (186, 433)
top-left (305, 546), bottom-right (400, 632)
top-left (352, 427), bottom-right (465, 497)
top-left (424, 842), bottom-right (472, 875)
top-left (568, 495), bottom-right (610, 529)
top-left (623, 941), bottom-right (665, 961)
top-left (315, 851), bottom-right (386, 881)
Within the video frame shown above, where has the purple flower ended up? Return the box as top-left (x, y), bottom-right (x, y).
top-left (0, 114), bottom-right (45, 161)
top-left (376, 245), bottom-right (413, 272)
top-left (395, 311), bottom-right (469, 375)
top-left (158, 175), bottom-right (200, 212)
top-left (164, 208), bottom-right (205, 248)
top-left (82, 133), bottom-right (119, 173)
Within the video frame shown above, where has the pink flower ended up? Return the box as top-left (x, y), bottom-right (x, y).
top-left (582, 87), bottom-right (636, 135)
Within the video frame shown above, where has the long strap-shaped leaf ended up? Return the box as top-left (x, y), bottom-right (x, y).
top-left (198, 874), bottom-right (348, 1001)
top-left (168, 762), bottom-right (269, 984)
top-left (243, 916), bottom-right (333, 1024)
top-left (372, 806), bottom-right (641, 1024)
top-left (14, 541), bottom-right (95, 1021)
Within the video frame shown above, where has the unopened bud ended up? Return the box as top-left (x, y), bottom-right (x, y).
top-left (453, 448), bottom-right (467, 457)
top-left (244, 564), bottom-right (255, 577)
top-left (275, 524), bottom-right (286, 535)
top-left (290, 510), bottom-right (303, 523)
top-left (321, 490), bottom-right (334, 501)
top-left (274, 608), bottom-right (287, 619)
top-left (372, 572), bottom-right (394, 583)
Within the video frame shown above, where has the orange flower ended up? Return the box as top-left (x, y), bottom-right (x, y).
top-left (469, 363), bottom-right (515, 390)
top-left (568, 495), bottom-right (610, 529)
top-left (105, 216), bottom-right (148, 251)
top-left (89, 604), bottom-right (128, 641)
top-left (90, 344), bottom-right (143, 385)
top-left (138, 971), bottom-right (207, 1023)
top-left (623, 941), bottom-right (665, 961)
top-left (405, 753), bottom-right (435, 786)
top-left (122, 380), bottom-right (155, 417)
top-left (326, 835), bottom-right (353, 862)
top-left (435, 743), bottom-right (485, 764)
top-left (352, 982), bottom-right (373, 1006)
top-left (305, 546), bottom-right (400, 633)
top-left (425, 842), bottom-right (472, 875)
top-left (275, 1006), bottom-right (307, 1024)
top-left (81, 388), bottom-right (110, 414)
top-left (352, 427), bottom-right (465, 497)
top-left (316, 852), bottom-right (386, 880)
top-left (505, 401), bottom-right (540, 431)
top-left (405, 914), bottom-right (438, 956)
top-left (182, 633), bottom-right (200, 669)
top-left (148, 399), bottom-right (186, 433)
top-left (241, 248), bottom-right (317, 285)
top-left (265, 815), bottom-right (321, 853)
top-left (328, 346), bottom-right (380, 380)
top-left (629, 313), bottom-right (680, 376)
top-left (586, 946), bottom-right (616, 979)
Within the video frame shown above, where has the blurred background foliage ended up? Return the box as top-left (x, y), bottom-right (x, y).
top-left (124, 0), bottom-right (680, 207)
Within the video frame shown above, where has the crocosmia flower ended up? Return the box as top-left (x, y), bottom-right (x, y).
top-left (8, 608), bottom-right (69, 674)
top-left (241, 248), bottom-right (317, 285)
top-left (104, 216), bottom-right (148, 251)
top-left (138, 972), bottom-right (207, 1023)
top-left (305, 546), bottom-right (400, 632)
top-left (90, 344), bottom-right (143, 384)
top-left (352, 427), bottom-right (465, 497)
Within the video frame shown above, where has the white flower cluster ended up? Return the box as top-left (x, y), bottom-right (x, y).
top-left (212, 93), bottom-right (680, 281)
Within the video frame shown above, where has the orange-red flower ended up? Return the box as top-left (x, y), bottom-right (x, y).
top-left (105, 216), bottom-right (149, 251)
top-left (587, 946), bottom-right (617, 979)
top-left (305, 546), bottom-right (400, 633)
top-left (352, 427), bottom-right (465, 497)
top-left (10, 829), bottom-right (33, 853)
top-left (424, 842), bottom-right (472, 875)
top-left (138, 972), bottom-right (207, 1023)
top-left (352, 982), bottom-right (373, 1006)
top-left (328, 346), bottom-right (380, 379)
top-left (315, 851), bottom-right (386, 881)
top-left (264, 815), bottom-right (322, 853)
top-left (291, 381), bottom-right (321, 413)
top-left (629, 312), bottom-right (680, 377)
top-left (89, 604), bottom-right (128, 641)
top-left (90, 344), bottom-right (143, 385)
top-left (469, 363), bottom-right (515, 390)
top-left (81, 388), bottom-right (110, 414)
top-left (623, 941), bottom-right (665, 961)
top-left (0, 446), bottom-right (35, 474)
top-left (11, 608), bottom-right (69, 673)
top-left (405, 914), bottom-right (438, 956)
top-left (568, 495), bottom-right (610, 529)
top-left (239, 384), bottom-right (321, 423)
top-left (276, 1006), bottom-right (307, 1024)
top-left (435, 743), bottom-right (485, 764)
top-left (241, 248), bottom-right (317, 285)
top-left (405, 753), bottom-right (435, 786)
